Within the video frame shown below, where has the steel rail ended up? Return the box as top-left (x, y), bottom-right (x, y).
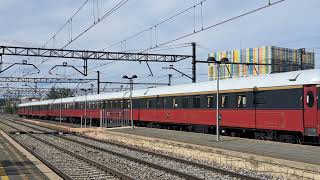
top-left (3, 117), bottom-right (203, 180)
top-left (27, 134), bottom-right (134, 180)
top-left (81, 135), bottom-right (260, 180)
top-left (0, 120), bottom-right (72, 180)
top-left (3, 115), bottom-right (260, 180)
top-left (0, 119), bottom-right (133, 180)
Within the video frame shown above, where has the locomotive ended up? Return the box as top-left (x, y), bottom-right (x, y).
top-left (18, 69), bottom-right (320, 144)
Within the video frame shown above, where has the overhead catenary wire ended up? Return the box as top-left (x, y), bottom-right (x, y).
top-left (20, 0), bottom-right (290, 93)
top-left (25, 0), bottom-right (129, 76)
top-left (140, 0), bottom-right (286, 53)
top-left (43, 0), bottom-right (90, 48)
top-left (103, 0), bottom-right (208, 50)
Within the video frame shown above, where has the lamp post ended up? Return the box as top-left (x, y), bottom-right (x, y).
top-left (122, 75), bottom-right (138, 130)
top-left (59, 91), bottom-right (62, 124)
top-left (207, 57), bottom-right (229, 141)
top-left (80, 88), bottom-right (91, 128)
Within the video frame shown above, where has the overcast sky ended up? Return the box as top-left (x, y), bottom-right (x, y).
top-left (0, 0), bottom-right (319, 94)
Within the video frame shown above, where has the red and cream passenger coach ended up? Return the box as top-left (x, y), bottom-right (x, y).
top-left (18, 69), bottom-right (320, 144)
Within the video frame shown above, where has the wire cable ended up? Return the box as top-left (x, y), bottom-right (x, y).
top-left (140, 0), bottom-right (286, 53)
top-left (103, 0), bottom-right (208, 50)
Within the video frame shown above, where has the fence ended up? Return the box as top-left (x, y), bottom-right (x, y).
top-left (100, 109), bottom-right (131, 128)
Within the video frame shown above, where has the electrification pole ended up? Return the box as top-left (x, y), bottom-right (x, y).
top-left (97, 71), bottom-right (100, 94)
top-left (192, 42), bottom-right (196, 83)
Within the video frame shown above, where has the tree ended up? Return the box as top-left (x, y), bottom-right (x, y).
top-left (4, 101), bottom-right (17, 114)
top-left (46, 87), bottom-right (74, 99)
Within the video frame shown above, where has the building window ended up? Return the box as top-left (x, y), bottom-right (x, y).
top-left (221, 95), bottom-right (228, 108)
top-left (182, 97), bottom-right (189, 108)
top-left (207, 96), bottom-right (214, 108)
top-left (193, 96), bottom-right (201, 108)
top-left (237, 94), bottom-right (247, 108)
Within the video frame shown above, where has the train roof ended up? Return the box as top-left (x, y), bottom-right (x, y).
top-left (18, 69), bottom-right (320, 107)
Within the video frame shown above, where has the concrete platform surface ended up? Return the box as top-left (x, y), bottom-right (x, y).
top-left (108, 127), bottom-right (320, 165)
top-left (0, 132), bottom-right (51, 180)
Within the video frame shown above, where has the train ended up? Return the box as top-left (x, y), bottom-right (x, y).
top-left (18, 69), bottom-right (320, 144)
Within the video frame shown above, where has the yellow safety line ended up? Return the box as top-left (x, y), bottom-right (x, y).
top-left (0, 176), bottom-right (9, 180)
top-left (0, 135), bottom-right (8, 180)
top-left (0, 160), bottom-right (7, 178)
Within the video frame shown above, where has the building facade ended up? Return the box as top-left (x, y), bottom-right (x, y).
top-left (208, 46), bottom-right (314, 80)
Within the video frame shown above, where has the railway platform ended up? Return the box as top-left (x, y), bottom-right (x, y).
top-left (108, 127), bottom-right (320, 165)
top-left (0, 130), bottom-right (60, 180)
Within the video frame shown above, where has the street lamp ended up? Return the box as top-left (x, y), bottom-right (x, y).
top-left (59, 90), bottom-right (62, 124)
top-left (207, 56), bottom-right (229, 141)
top-left (122, 75), bottom-right (138, 130)
top-left (80, 88), bottom-right (91, 128)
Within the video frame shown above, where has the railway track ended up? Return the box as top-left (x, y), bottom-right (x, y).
top-left (0, 115), bottom-right (263, 180)
top-left (0, 119), bottom-right (132, 180)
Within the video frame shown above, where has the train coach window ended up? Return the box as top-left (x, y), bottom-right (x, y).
top-left (158, 98), bottom-right (163, 108)
top-left (237, 94), bottom-right (247, 108)
top-left (147, 99), bottom-right (151, 108)
top-left (193, 96), bottom-right (201, 108)
top-left (163, 98), bottom-right (167, 108)
top-left (173, 98), bottom-right (178, 108)
top-left (127, 100), bottom-right (131, 108)
top-left (221, 95), bottom-right (228, 108)
top-left (306, 91), bottom-right (314, 108)
top-left (182, 97), bottom-right (189, 108)
top-left (207, 96), bottom-right (214, 108)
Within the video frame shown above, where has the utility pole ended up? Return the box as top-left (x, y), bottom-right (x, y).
top-left (0, 55), bottom-right (2, 72)
top-left (299, 48), bottom-right (305, 70)
top-left (97, 71), bottom-right (100, 94)
top-left (192, 42), bottom-right (196, 83)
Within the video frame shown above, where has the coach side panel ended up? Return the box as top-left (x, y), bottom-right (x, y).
top-left (318, 87), bottom-right (320, 136)
top-left (255, 88), bottom-right (303, 132)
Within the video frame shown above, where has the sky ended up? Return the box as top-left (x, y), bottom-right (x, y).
top-left (0, 0), bottom-right (319, 96)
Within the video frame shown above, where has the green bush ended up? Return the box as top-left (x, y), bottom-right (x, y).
top-left (4, 101), bottom-right (17, 114)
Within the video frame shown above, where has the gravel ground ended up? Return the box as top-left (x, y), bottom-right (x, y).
top-left (65, 134), bottom-right (242, 180)
top-left (77, 135), bottom-right (278, 180)
top-left (13, 134), bottom-right (119, 180)
top-left (1, 116), bottom-right (278, 180)
top-left (36, 134), bottom-right (185, 180)
top-left (9, 119), bottom-right (57, 132)
top-left (0, 118), bottom-right (43, 133)
top-left (0, 121), bottom-right (17, 132)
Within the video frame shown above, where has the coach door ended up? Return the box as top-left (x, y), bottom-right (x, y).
top-left (303, 85), bottom-right (318, 136)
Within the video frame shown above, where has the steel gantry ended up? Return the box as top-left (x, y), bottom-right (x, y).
top-left (0, 45), bottom-right (191, 61)
top-left (0, 45), bottom-right (193, 77)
